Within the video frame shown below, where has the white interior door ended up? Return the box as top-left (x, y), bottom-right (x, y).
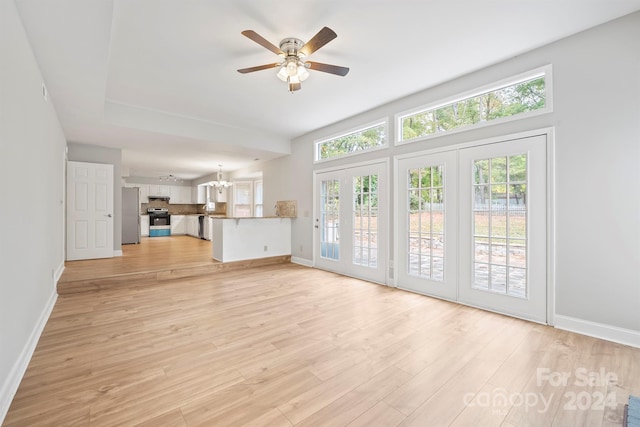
top-left (314, 162), bottom-right (387, 284)
top-left (67, 161), bottom-right (114, 260)
top-left (459, 135), bottom-right (547, 323)
top-left (397, 151), bottom-right (458, 300)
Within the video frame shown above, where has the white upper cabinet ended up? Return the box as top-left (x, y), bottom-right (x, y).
top-left (168, 185), bottom-right (181, 204)
top-left (139, 185), bottom-right (149, 203)
top-left (195, 185), bottom-right (207, 204)
top-left (148, 185), bottom-right (170, 197)
top-left (128, 183), bottom-right (198, 204)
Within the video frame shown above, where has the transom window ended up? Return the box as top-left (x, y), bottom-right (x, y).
top-left (315, 121), bottom-right (387, 161)
top-left (398, 67), bottom-right (550, 143)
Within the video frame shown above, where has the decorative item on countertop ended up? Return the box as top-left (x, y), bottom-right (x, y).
top-left (275, 200), bottom-right (297, 217)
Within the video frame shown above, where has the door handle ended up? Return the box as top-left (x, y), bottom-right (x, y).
top-left (106, 214), bottom-right (112, 218)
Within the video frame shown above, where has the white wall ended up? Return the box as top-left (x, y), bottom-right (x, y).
top-left (0, 0), bottom-right (66, 420)
top-left (269, 12), bottom-right (640, 337)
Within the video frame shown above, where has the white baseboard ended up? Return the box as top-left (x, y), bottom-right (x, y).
top-left (291, 257), bottom-right (313, 267)
top-left (114, 249), bottom-right (123, 257)
top-left (554, 314), bottom-right (640, 349)
top-left (0, 288), bottom-right (57, 424)
top-left (54, 260), bottom-right (65, 283)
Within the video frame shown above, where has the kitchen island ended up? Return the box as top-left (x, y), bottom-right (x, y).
top-left (211, 217), bottom-right (291, 262)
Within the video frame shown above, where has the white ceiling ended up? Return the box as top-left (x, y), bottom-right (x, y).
top-left (15, 0), bottom-right (640, 180)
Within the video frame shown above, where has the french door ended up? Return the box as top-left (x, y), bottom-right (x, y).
top-left (314, 162), bottom-right (387, 284)
top-left (458, 136), bottom-right (547, 323)
top-left (397, 134), bottom-right (548, 323)
top-left (396, 151), bottom-right (458, 300)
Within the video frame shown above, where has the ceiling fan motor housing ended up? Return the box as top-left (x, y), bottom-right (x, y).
top-left (279, 38), bottom-right (305, 57)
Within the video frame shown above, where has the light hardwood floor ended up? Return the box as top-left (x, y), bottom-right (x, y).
top-left (57, 236), bottom-right (290, 295)
top-left (5, 239), bottom-right (640, 426)
top-left (59, 235), bottom-right (218, 282)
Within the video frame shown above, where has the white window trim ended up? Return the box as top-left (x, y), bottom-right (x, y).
top-left (314, 118), bottom-right (389, 163)
top-left (395, 65), bottom-right (553, 146)
top-left (254, 180), bottom-right (263, 218)
top-left (232, 180), bottom-right (254, 217)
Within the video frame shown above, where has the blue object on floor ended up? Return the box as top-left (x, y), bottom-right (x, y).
top-left (627, 395), bottom-right (640, 427)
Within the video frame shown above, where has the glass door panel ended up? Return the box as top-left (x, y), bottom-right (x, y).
top-left (459, 135), bottom-right (547, 323)
top-left (397, 151), bottom-right (457, 300)
top-left (320, 179), bottom-right (340, 260)
top-left (353, 174), bottom-right (378, 268)
top-left (472, 154), bottom-right (528, 298)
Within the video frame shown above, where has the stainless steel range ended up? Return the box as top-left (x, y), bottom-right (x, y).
top-left (147, 207), bottom-right (171, 237)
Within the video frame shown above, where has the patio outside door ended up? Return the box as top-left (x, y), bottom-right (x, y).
top-left (458, 135), bottom-right (547, 323)
top-left (396, 151), bottom-right (458, 300)
top-left (314, 162), bottom-right (387, 284)
top-left (397, 134), bottom-right (548, 323)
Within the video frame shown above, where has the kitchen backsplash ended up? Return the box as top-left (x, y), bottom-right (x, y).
top-left (141, 200), bottom-right (204, 215)
top-left (141, 200), bottom-right (227, 216)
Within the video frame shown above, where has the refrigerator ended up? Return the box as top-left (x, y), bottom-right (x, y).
top-left (122, 187), bottom-right (140, 244)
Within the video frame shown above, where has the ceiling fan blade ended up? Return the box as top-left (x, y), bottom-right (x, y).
top-left (241, 30), bottom-right (283, 55)
top-left (300, 27), bottom-right (337, 56)
top-left (237, 63), bottom-right (280, 74)
top-left (306, 61), bottom-right (350, 76)
top-left (288, 82), bottom-right (301, 92)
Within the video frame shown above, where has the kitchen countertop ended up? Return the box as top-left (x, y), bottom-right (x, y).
top-left (213, 216), bottom-right (292, 219)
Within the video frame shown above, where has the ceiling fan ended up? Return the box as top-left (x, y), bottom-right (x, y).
top-left (237, 26), bottom-right (349, 92)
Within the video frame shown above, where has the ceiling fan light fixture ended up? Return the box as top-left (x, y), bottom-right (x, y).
top-left (277, 59), bottom-right (308, 85)
top-left (276, 65), bottom-right (288, 82)
top-left (297, 63), bottom-right (310, 81)
top-left (286, 60), bottom-right (298, 77)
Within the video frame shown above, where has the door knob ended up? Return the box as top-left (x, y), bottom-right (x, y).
top-left (106, 214), bottom-right (112, 217)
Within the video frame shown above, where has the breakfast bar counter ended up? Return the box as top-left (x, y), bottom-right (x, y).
top-left (211, 217), bottom-right (291, 262)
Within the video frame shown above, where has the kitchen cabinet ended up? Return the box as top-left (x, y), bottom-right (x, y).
top-left (184, 186), bottom-right (194, 203)
top-left (203, 216), bottom-right (211, 240)
top-left (195, 185), bottom-right (207, 204)
top-left (148, 185), bottom-right (170, 198)
top-left (140, 215), bottom-right (149, 237)
top-left (171, 215), bottom-right (186, 235)
top-left (168, 185), bottom-right (192, 204)
top-left (139, 185), bottom-right (149, 203)
top-left (186, 215), bottom-right (199, 237)
top-left (208, 217), bottom-right (214, 240)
